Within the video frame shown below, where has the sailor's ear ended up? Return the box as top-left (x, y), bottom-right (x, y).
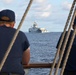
top-left (10, 22), bottom-right (15, 28)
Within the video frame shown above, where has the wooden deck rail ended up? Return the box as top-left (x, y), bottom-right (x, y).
top-left (23, 63), bottom-right (59, 69)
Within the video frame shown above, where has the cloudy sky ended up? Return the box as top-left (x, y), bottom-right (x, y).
top-left (0, 0), bottom-right (73, 32)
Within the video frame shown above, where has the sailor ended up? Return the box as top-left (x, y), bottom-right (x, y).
top-left (0, 9), bottom-right (30, 75)
top-left (56, 17), bottom-right (76, 75)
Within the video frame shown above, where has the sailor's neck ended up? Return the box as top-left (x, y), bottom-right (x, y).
top-left (0, 24), bottom-right (14, 28)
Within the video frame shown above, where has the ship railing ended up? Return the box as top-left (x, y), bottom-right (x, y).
top-left (23, 63), bottom-right (60, 69)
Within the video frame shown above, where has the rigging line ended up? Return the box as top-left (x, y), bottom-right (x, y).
top-left (54, 3), bottom-right (76, 75)
top-left (60, 10), bottom-right (76, 75)
top-left (0, 0), bottom-right (33, 71)
top-left (49, 0), bottom-right (76, 75)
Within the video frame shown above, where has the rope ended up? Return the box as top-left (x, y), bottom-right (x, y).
top-left (54, 2), bottom-right (76, 75)
top-left (60, 10), bottom-right (76, 75)
top-left (49, 0), bottom-right (75, 75)
top-left (0, 0), bottom-right (33, 71)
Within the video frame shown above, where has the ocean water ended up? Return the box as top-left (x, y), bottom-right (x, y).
top-left (25, 32), bottom-right (61, 75)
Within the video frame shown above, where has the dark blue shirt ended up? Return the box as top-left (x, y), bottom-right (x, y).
top-left (56, 30), bottom-right (76, 71)
top-left (0, 26), bottom-right (30, 74)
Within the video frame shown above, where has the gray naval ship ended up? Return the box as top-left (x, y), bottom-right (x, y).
top-left (29, 22), bottom-right (47, 33)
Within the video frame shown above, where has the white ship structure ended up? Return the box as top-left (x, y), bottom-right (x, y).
top-left (29, 22), bottom-right (48, 33)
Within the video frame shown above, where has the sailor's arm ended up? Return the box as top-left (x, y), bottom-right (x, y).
top-left (22, 47), bottom-right (30, 65)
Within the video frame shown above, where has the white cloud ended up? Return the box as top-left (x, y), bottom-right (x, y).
top-left (34, 0), bottom-right (46, 3)
top-left (35, 4), bottom-right (51, 11)
top-left (3, 0), bottom-right (13, 4)
top-left (62, 1), bottom-right (72, 10)
top-left (34, 5), bottom-right (51, 18)
top-left (41, 12), bottom-right (50, 17)
top-left (44, 5), bottom-right (51, 11)
top-left (35, 12), bottom-right (51, 18)
top-left (32, 0), bottom-right (52, 18)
